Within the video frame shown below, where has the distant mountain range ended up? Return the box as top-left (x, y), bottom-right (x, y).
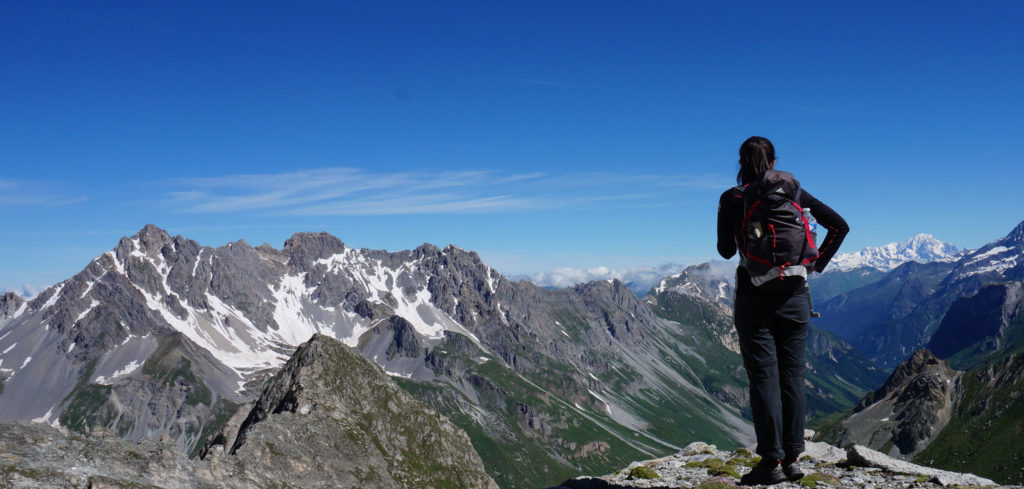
top-left (816, 221), bottom-right (1024, 368)
top-left (827, 234), bottom-right (965, 273)
top-left (815, 221), bottom-right (1024, 485)
top-left (0, 225), bottom-right (753, 489)
top-left (521, 233), bottom-right (964, 298)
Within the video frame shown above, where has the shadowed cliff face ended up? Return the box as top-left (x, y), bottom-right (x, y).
top-left (927, 281), bottom-right (1024, 369)
top-left (0, 292), bottom-right (24, 319)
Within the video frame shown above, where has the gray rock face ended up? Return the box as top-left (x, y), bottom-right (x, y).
top-left (822, 349), bottom-right (960, 458)
top-left (549, 440), bottom-right (1010, 489)
top-left (282, 231), bottom-right (347, 269)
top-left (0, 292), bottom-right (24, 319)
top-left (0, 334), bottom-right (497, 489)
top-left (207, 333), bottom-right (498, 489)
top-left (0, 421), bottom-right (203, 489)
top-left (847, 444), bottom-right (996, 487)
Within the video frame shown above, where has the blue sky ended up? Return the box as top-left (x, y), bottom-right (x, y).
top-left (2, 2), bottom-right (1023, 294)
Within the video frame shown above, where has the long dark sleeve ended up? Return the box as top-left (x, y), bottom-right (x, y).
top-left (717, 188), bottom-right (742, 259)
top-left (800, 190), bottom-right (849, 272)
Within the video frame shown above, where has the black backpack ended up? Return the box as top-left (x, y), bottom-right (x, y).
top-left (736, 170), bottom-right (819, 290)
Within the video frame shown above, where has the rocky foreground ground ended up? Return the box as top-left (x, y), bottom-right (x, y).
top-left (547, 432), bottom-right (1019, 489)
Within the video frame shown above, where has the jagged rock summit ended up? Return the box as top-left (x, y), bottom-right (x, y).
top-left (203, 333), bottom-right (499, 489)
top-left (0, 334), bottom-right (497, 489)
top-left (0, 224), bottom-right (759, 489)
top-left (822, 348), bottom-right (960, 459)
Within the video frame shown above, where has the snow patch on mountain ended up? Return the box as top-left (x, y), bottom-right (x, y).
top-left (38, 283), bottom-right (65, 310)
top-left (93, 360), bottom-right (142, 385)
top-left (945, 223), bottom-right (1024, 282)
top-left (314, 249), bottom-right (471, 342)
top-left (651, 261), bottom-right (735, 304)
top-left (973, 255), bottom-right (1018, 275)
top-left (76, 300), bottom-right (100, 322)
top-left (270, 273), bottom-right (323, 345)
top-left (965, 246), bottom-right (1011, 265)
top-left (827, 234), bottom-right (964, 273)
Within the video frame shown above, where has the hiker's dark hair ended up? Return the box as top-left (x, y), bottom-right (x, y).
top-left (737, 136), bottom-right (775, 185)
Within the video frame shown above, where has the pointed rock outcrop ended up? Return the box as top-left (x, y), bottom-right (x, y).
top-left (821, 349), bottom-right (959, 458)
top-left (204, 333), bottom-right (498, 489)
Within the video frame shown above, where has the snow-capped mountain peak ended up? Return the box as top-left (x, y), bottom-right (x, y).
top-left (649, 261), bottom-right (735, 306)
top-left (827, 234), bottom-right (964, 273)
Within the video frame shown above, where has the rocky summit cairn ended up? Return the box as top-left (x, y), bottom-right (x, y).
top-left (0, 334), bottom-right (497, 489)
top-left (548, 432), bottom-right (1010, 489)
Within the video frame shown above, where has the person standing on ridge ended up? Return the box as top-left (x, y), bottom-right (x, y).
top-left (717, 136), bottom-right (848, 486)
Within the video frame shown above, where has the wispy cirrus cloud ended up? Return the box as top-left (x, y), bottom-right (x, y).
top-left (0, 180), bottom-right (88, 207)
top-left (164, 168), bottom-right (730, 216)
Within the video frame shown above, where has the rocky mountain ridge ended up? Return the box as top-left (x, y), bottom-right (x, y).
top-left (811, 224), bottom-right (1024, 485)
top-left (5, 222), bottom-right (1020, 488)
top-left (816, 220), bottom-right (1024, 368)
top-left (1, 334), bottom-right (497, 489)
top-left (827, 234), bottom-right (964, 273)
top-left (0, 225), bottom-right (753, 489)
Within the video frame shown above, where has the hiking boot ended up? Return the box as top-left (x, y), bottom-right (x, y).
top-left (782, 458), bottom-right (805, 481)
top-left (739, 459), bottom-right (787, 486)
